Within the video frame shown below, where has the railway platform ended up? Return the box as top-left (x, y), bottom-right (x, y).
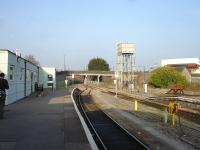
top-left (0, 88), bottom-right (91, 150)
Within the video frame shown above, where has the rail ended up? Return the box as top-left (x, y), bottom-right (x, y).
top-left (72, 88), bottom-right (150, 150)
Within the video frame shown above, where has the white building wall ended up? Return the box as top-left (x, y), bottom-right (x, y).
top-left (42, 67), bottom-right (56, 89)
top-left (38, 68), bottom-right (44, 85)
top-left (0, 50), bottom-right (56, 105)
top-left (25, 62), bottom-right (38, 96)
top-left (15, 64), bottom-right (24, 102)
top-left (0, 51), bottom-right (8, 78)
top-left (182, 68), bottom-right (192, 82)
top-left (7, 53), bottom-right (25, 104)
top-left (4, 51), bottom-right (39, 104)
top-left (191, 68), bottom-right (200, 74)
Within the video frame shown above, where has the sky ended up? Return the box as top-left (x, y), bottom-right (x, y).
top-left (0, 0), bottom-right (200, 70)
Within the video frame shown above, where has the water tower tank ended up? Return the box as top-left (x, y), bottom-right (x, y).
top-left (117, 43), bottom-right (134, 54)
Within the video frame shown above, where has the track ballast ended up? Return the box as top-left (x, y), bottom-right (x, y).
top-left (72, 88), bottom-right (149, 150)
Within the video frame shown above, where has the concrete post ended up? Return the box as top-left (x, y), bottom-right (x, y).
top-left (144, 83), bottom-right (148, 93)
top-left (65, 80), bottom-right (68, 88)
top-left (164, 107), bottom-right (168, 124)
top-left (134, 100), bottom-right (138, 111)
top-left (115, 79), bottom-right (118, 98)
top-left (172, 114), bottom-right (176, 126)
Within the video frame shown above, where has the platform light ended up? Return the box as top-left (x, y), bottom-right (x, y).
top-left (115, 71), bottom-right (119, 98)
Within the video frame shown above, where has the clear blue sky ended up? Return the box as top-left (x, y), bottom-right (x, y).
top-left (0, 0), bottom-right (200, 70)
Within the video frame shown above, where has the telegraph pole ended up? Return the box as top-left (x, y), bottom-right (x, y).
top-left (64, 55), bottom-right (66, 71)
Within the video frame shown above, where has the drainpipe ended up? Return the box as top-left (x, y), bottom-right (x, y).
top-left (37, 66), bottom-right (39, 83)
top-left (24, 61), bottom-right (27, 97)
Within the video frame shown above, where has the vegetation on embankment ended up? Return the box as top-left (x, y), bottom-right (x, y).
top-left (148, 67), bottom-right (188, 88)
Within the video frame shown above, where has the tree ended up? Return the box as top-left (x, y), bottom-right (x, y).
top-left (148, 67), bottom-right (188, 88)
top-left (88, 57), bottom-right (109, 71)
top-left (24, 54), bottom-right (40, 66)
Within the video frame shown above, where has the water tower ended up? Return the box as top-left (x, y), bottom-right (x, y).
top-left (116, 43), bottom-right (135, 88)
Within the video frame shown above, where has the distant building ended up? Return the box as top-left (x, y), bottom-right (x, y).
top-left (170, 66), bottom-right (192, 82)
top-left (42, 67), bottom-right (56, 89)
top-left (161, 58), bottom-right (200, 67)
top-left (161, 58), bottom-right (200, 83)
top-left (0, 49), bottom-right (56, 104)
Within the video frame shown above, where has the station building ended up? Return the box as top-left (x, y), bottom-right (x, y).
top-left (161, 58), bottom-right (200, 83)
top-left (0, 49), bottom-right (56, 104)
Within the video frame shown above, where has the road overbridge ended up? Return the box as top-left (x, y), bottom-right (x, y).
top-left (57, 71), bottom-right (115, 84)
top-left (79, 72), bottom-right (114, 84)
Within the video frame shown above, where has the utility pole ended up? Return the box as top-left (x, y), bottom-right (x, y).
top-left (115, 71), bottom-right (119, 97)
top-left (64, 55), bottom-right (66, 71)
top-left (143, 66), bottom-right (146, 83)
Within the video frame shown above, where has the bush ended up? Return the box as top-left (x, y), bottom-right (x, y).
top-left (88, 57), bottom-right (109, 71)
top-left (148, 67), bottom-right (188, 88)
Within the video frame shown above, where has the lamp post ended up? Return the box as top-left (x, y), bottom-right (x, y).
top-left (115, 71), bottom-right (119, 97)
top-left (143, 66), bottom-right (148, 94)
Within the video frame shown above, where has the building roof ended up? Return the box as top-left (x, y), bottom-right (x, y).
top-left (0, 49), bottom-right (39, 67)
top-left (166, 64), bottom-right (200, 69)
top-left (161, 58), bottom-right (200, 67)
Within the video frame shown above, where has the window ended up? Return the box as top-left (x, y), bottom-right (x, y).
top-left (48, 74), bottom-right (53, 81)
top-left (9, 65), bottom-right (15, 81)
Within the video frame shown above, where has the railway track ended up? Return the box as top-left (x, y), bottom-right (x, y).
top-left (72, 88), bottom-right (150, 150)
top-left (178, 123), bottom-right (200, 149)
top-left (85, 86), bottom-right (200, 149)
top-left (94, 87), bottom-right (200, 125)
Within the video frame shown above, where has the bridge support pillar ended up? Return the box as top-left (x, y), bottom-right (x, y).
top-left (97, 75), bottom-right (100, 84)
top-left (84, 75), bottom-right (88, 84)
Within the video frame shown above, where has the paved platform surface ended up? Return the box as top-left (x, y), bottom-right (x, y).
top-left (0, 88), bottom-right (91, 150)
